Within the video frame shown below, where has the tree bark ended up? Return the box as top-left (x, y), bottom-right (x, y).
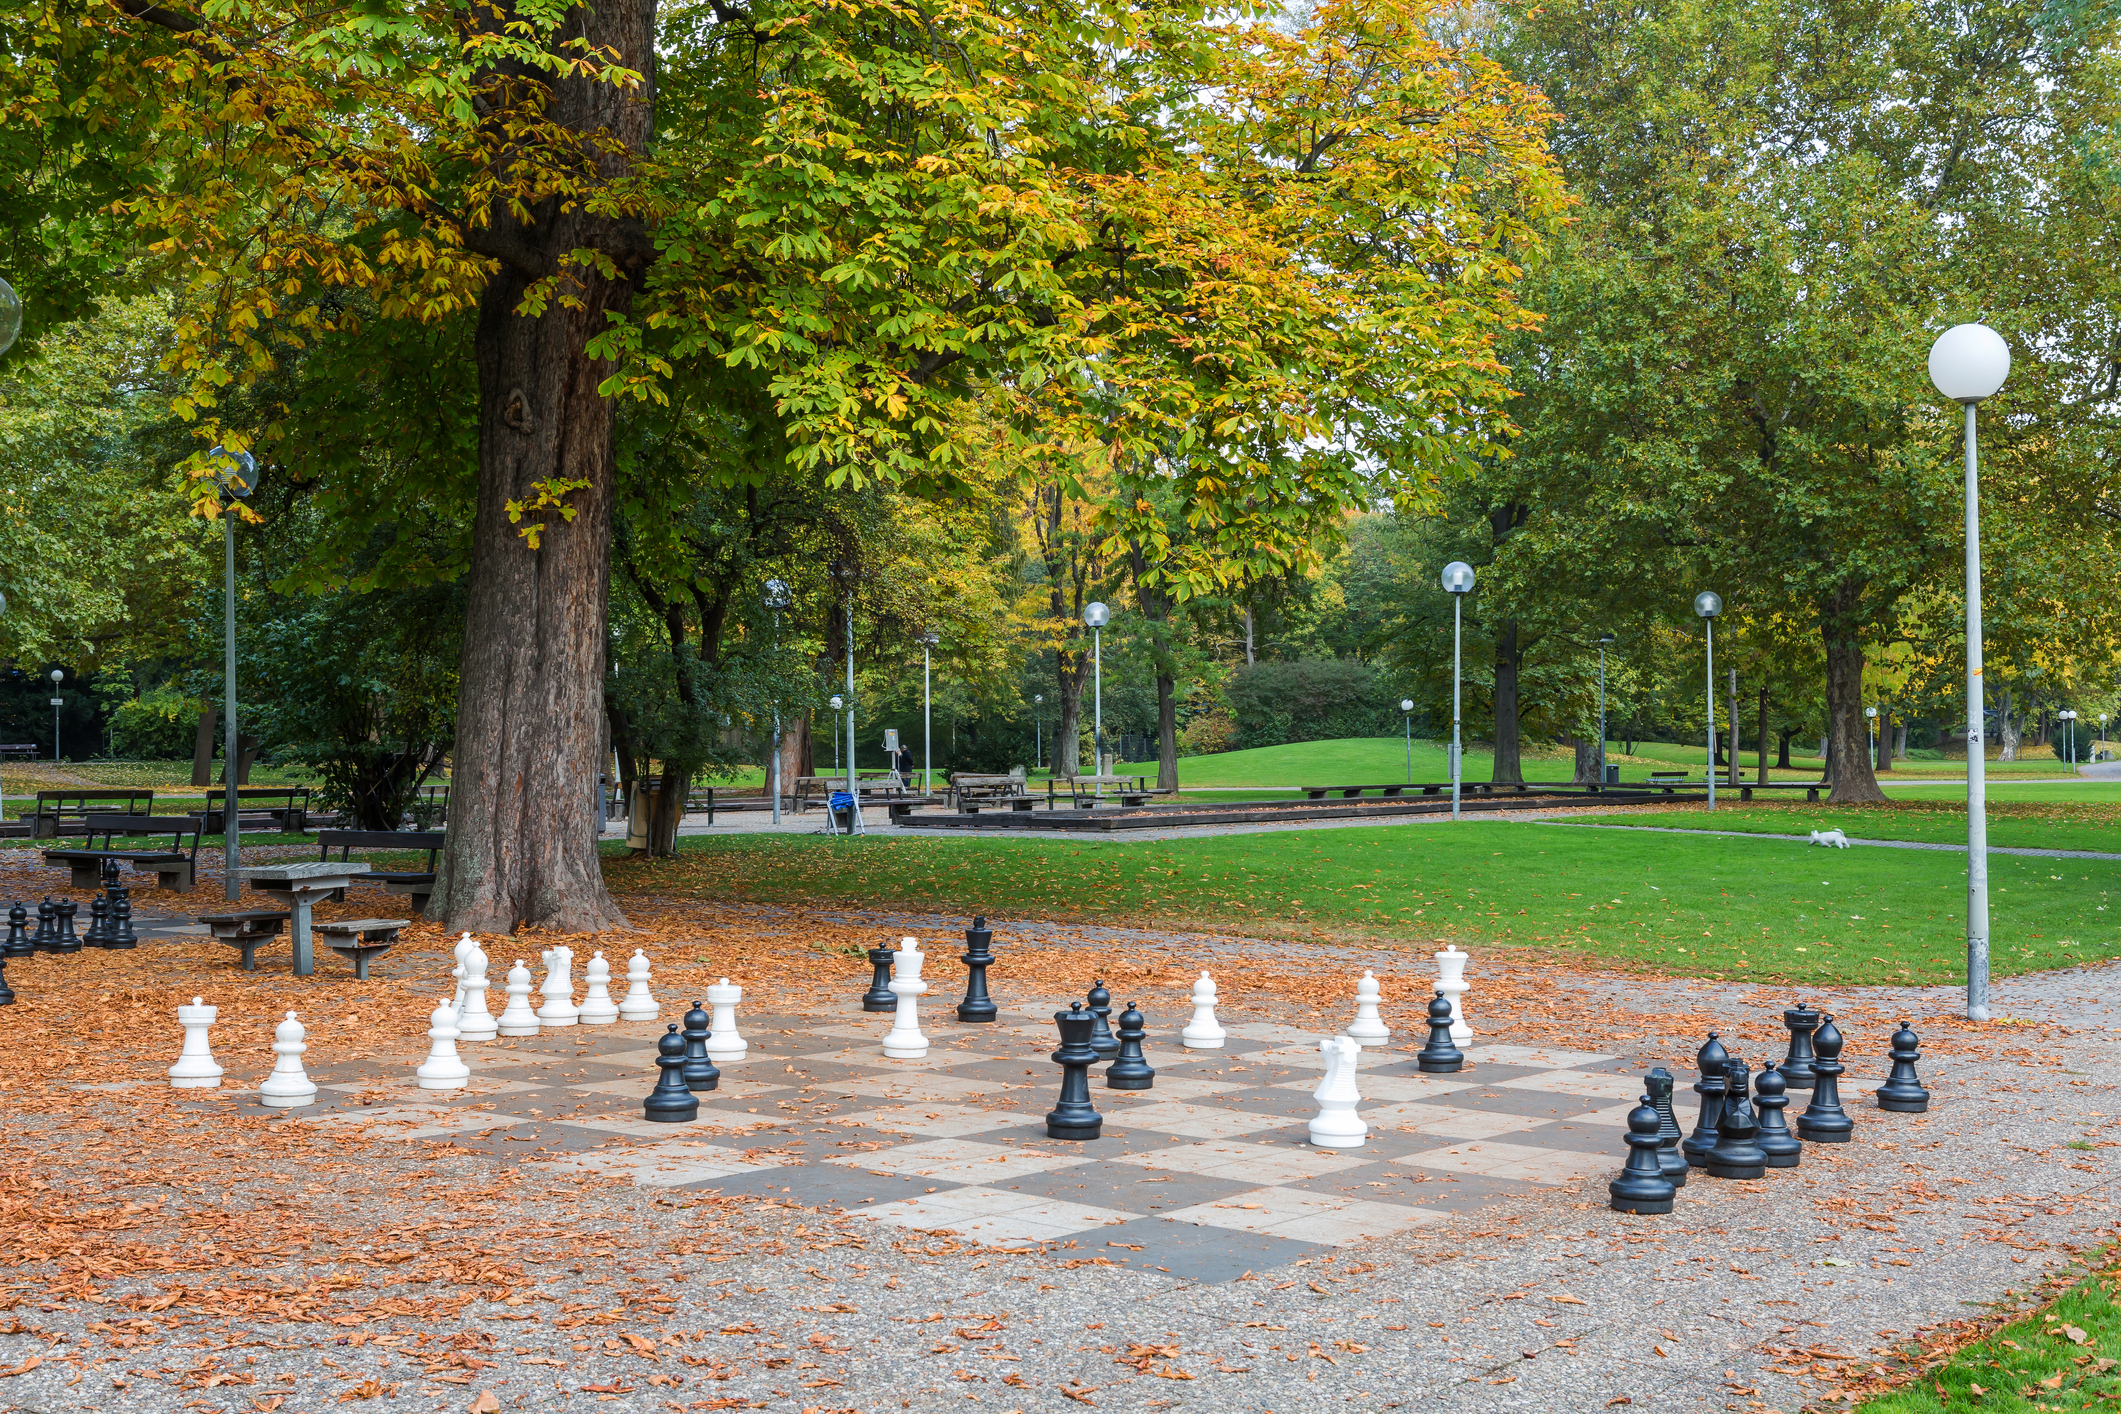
top-left (1491, 618), bottom-right (1524, 784)
top-left (1155, 673), bottom-right (1178, 792)
top-left (1997, 688), bottom-right (2020, 760)
top-left (1776, 728), bottom-right (1792, 770)
top-left (1570, 734), bottom-right (1598, 784)
top-left (1875, 701), bottom-right (1893, 773)
top-left (1821, 585), bottom-right (1884, 804)
top-left (1054, 649), bottom-right (1086, 777)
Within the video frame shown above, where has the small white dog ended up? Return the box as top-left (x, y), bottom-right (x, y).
top-left (1808, 828), bottom-right (1850, 849)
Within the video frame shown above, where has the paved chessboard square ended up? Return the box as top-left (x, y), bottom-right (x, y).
top-left (1471, 1045), bottom-right (1617, 1070)
top-left (995, 1163), bottom-right (1255, 1215)
top-left (800, 1045), bottom-right (961, 1070)
top-left (1103, 1101), bottom-right (1290, 1140)
top-left (1358, 1102), bottom-right (1556, 1139)
top-left (542, 1140), bottom-right (776, 1187)
top-left (1112, 1139), bottom-right (1369, 1184)
top-left (1087, 1217), bottom-right (1329, 1280)
top-left (1403, 1083), bottom-right (1622, 1122)
top-left (1162, 1186), bottom-right (1450, 1245)
top-left (1221, 1022), bottom-right (1325, 1044)
top-left (318, 1074), bottom-right (548, 1097)
top-left (1535, 1104), bottom-right (1635, 1154)
top-left (824, 1137), bottom-right (1089, 1183)
top-left (560, 1111), bottom-right (791, 1140)
top-left (828, 1073), bottom-right (1024, 1102)
top-left (858, 1185), bottom-right (1132, 1243)
top-left (1282, 1165), bottom-right (1538, 1213)
top-left (833, 1104), bottom-right (1023, 1138)
top-left (1400, 1139), bottom-right (1603, 1185)
top-left (300, 1105), bottom-right (507, 1139)
top-left (565, 1076), bottom-right (793, 1101)
top-left (1493, 1069), bottom-right (1645, 1101)
top-left (1142, 1076), bottom-right (1246, 1101)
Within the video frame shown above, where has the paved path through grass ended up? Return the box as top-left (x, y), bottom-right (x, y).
top-left (1546, 821), bottom-right (2121, 862)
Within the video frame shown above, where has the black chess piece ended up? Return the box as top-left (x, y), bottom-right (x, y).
top-left (0, 953), bottom-right (14, 1007)
top-left (1416, 991), bottom-right (1464, 1073)
top-left (1609, 1097), bottom-right (1676, 1214)
top-left (956, 916), bottom-right (998, 1023)
top-left (1105, 1003), bottom-right (1156, 1090)
top-left (1085, 981), bottom-right (1118, 1057)
top-left (83, 893), bottom-right (109, 948)
top-left (862, 945), bottom-right (897, 1012)
top-left (1780, 1002), bottom-right (1821, 1090)
top-left (1644, 1067), bottom-right (1688, 1188)
top-left (1876, 1021), bottom-right (1930, 1113)
top-left (3, 903), bottom-right (29, 959)
top-left (1046, 1003), bottom-right (1103, 1140)
top-left (680, 1000), bottom-right (720, 1092)
top-left (1705, 1059), bottom-right (1767, 1179)
top-left (1796, 1014), bottom-right (1853, 1142)
top-left (644, 1024), bottom-right (700, 1122)
top-left (1754, 1062), bottom-right (1802, 1168)
top-left (108, 890), bottom-right (137, 950)
top-left (1681, 1031), bottom-right (1729, 1168)
top-left (53, 899), bottom-right (80, 954)
top-left (32, 899), bottom-right (56, 953)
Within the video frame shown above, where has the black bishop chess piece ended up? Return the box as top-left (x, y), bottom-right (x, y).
top-left (1644, 1067), bottom-right (1688, 1188)
top-left (1754, 1062), bottom-right (1802, 1168)
top-left (83, 893), bottom-right (110, 949)
top-left (1780, 1002), bottom-right (1821, 1090)
top-left (644, 1024), bottom-right (700, 1123)
top-left (108, 889), bottom-right (137, 950)
top-left (3, 903), bottom-right (29, 959)
top-left (1046, 1003), bottom-right (1103, 1140)
top-left (862, 944), bottom-right (897, 1012)
top-left (32, 899), bottom-right (56, 954)
top-left (53, 899), bottom-right (81, 954)
top-left (957, 916), bottom-right (998, 1023)
top-left (1682, 1031), bottom-right (1729, 1168)
top-left (1105, 1003), bottom-right (1155, 1090)
top-left (1416, 991), bottom-right (1465, 1073)
top-left (680, 1000), bottom-right (720, 1092)
top-left (1796, 1014), bottom-right (1853, 1143)
top-left (1609, 1097), bottom-right (1677, 1214)
top-left (1875, 1020), bottom-right (1930, 1113)
top-left (1085, 981), bottom-right (1119, 1057)
top-left (1704, 1058), bottom-right (1767, 1179)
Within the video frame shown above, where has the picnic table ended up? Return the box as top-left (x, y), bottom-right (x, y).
top-left (316, 828), bottom-right (443, 917)
top-left (950, 773), bottom-right (1035, 813)
top-left (1047, 775), bottom-right (1172, 808)
top-left (238, 861), bottom-right (373, 978)
top-left (794, 772), bottom-right (914, 811)
top-left (43, 814), bottom-right (204, 892)
top-left (23, 789), bottom-right (156, 839)
top-left (201, 786), bottom-right (312, 834)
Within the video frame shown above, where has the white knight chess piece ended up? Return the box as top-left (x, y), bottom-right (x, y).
top-left (449, 931), bottom-right (478, 1015)
top-left (1434, 944), bottom-right (1473, 1048)
top-left (168, 996), bottom-right (223, 1088)
top-left (1344, 971), bottom-right (1390, 1047)
top-left (1180, 971), bottom-right (1225, 1050)
top-left (497, 960), bottom-right (541, 1036)
top-left (1308, 1035), bottom-right (1368, 1148)
top-left (618, 949), bottom-right (659, 1021)
top-left (537, 946), bottom-right (579, 1026)
top-left (882, 938), bottom-right (929, 1059)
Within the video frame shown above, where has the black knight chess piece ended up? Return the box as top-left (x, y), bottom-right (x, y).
top-left (3, 903), bottom-right (29, 959)
top-left (32, 898), bottom-right (56, 953)
top-left (53, 899), bottom-right (80, 954)
top-left (1796, 1014), bottom-right (1854, 1143)
top-left (1704, 1059), bottom-right (1767, 1180)
top-left (1046, 1003), bottom-right (1103, 1140)
top-left (644, 1024), bottom-right (700, 1123)
top-left (1105, 1003), bottom-right (1156, 1090)
top-left (680, 1000), bottom-right (720, 1092)
top-left (1644, 1067), bottom-right (1688, 1188)
top-left (1416, 991), bottom-right (1465, 1073)
top-left (956, 916), bottom-right (998, 1023)
top-left (1609, 1097), bottom-right (1677, 1214)
top-left (862, 944), bottom-right (897, 1012)
top-left (1754, 1062), bottom-right (1802, 1168)
top-left (1780, 1002), bottom-right (1821, 1090)
top-left (1681, 1031), bottom-right (1729, 1168)
top-left (1085, 981), bottom-right (1119, 1057)
top-left (1875, 1021), bottom-right (1930, 1113)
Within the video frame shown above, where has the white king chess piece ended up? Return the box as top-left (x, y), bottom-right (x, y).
top-left (578, 951), bottom-right (621, 1025)
top-left (1434, 944), bottom-right (1473, 1048)
top-left (455, 938), bottom-right (498, 1043)
top-left (617, 949), bottom-right (659, 1022)
top-left (1308, 1035), bottom-right (1368, 1149)
top-left (705, 978), bottom-right (747, 1060)
top-left (1344, 971), bottom-right (1390, 1048)
top-left (415, 997), bottom-right (470, 1090)
top-left (1180, 971), bottom-right (1226, 1050)
top-left (258, 1011), bottom-right (317, 1108)
top-left (497, 959), bottom-right (541, 1036)
top-left (882, 937), bottom-right (929, 1059)
top-left (537, 946), bottom-right (579, 1027)
top-left (168, 996), bottom-right (223, 1089)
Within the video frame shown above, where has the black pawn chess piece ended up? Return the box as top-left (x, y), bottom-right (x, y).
top-left (1085, 981), bottom-right (1119, 1057)
top-left (1705, 1059), bottom-right (1767, 1179)
top-left (956, 916), bottom-right (998, 1023)
top-left (1796, 1014), bottom-right (1853, 1143)
top-left (1681, 1031), bottom-right (1729, 1168)
top-left (1876, 1020), bottom-right (1930, 1113)
top-left (680, 1001), bottom-right (720, 1092)
top-left (53, 899), bottom-right (80, 954)
top-left (1046, 1003), bottom-right (1103, 1140)
top-left (108, 890), bottom-right (137, 950)
top-left (3, 903), bottom-right (29, 959)
top-left (1105, 1003), bottom-right (1155, 1090)
top-left (644, 1024), bottom-right (699, 1122)
top-left (1780, 1002), bottom-right (1821, 1090)
top-left (862, 945), bottom-right (897, 1012)
top-left (83, 893), bottom-right (109, 948)
top-left (1754, 1062), bottom-right (1802, 1168)
top-left (0, 953), bottom-right (14, 1007)
top-left (1644, 1067), bottom-right (1688, 1188)
top-left (1416, 991), bottom-right (1464, 1073)
top-left (32, 899), bottom-right (56, 953)
top-left (1609, 1096), bottom-right (1676, 1214)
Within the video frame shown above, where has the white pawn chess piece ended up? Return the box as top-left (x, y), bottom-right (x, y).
top-left (415, 997), bottom-right (470, 1090)
top-left (258, 1011), bottom-right (317, 1108)
top-left (1180, 971), bottom-right (1226, 1050)
top-left (1308, 1035), bottom-right (1367, 1148)
top-left (537, 946), bottom-right (579, 1027)
top-left (705, 977), bottom-right (747, 1060)
top-left (881, 938), bottom-right (929, 1059)
top-left (1434, 944), bottom-right (1473, 1048)
top-left (617, 949), bottom-right (659, 1022)
top-left (455, 938), bottom-right (498, 1042)
top-left (168, 996), bottom-right (223, 1089)
top-left (579, 951), bottom-right (621, 1025)
top-left (448, 931), bottom-right (478, 1015)
top-left (1344, 971), bottom-right (1390, 1048)
top-left (497, 960), bottom-right (541, 1036)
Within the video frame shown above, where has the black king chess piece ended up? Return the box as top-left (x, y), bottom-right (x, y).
top-left (1705, 1058), bottom-right (1767, 1180)
top-left (3, 903), bottom-right (29, 959)
top-left (53, 899), bottom-right (80, 954)
top-left (644, 1024), bottom-right (700, 1123)
top-left (1644, 1067), bottom-right (1688, 1188)
top-left (956, 916), bottom-right (998, 1023)
top-left (1416, 990), bottom-right (1465, 1073)
top-left (1796, 1014), bottom-right (1853, 1142)
top-left (1780, 1002), bottom-right (1821, 1090)
top-left (680, 1000), bottom-right (721, 1093)
top-left (861, 944), bottom-right (897, 1012)
top-left (1105, 1003), bottom-right (1156, 1090)
top-left (1681, 1031), bottom-right (1729, 1168)
top-left (1046, 1003), bottom-right (1103, 1140)
top-left (1609, 1096), bottom-right (1676, 1214)
top-left (32, 898), bottom-right (56, 953)
top-left (1753, 1062), bottom-right (1802, 1168)
top-left (1875, 1020), bottom-right (1931, 1113)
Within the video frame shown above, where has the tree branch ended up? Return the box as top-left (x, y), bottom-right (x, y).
top-left (113, 0), bottom-right (205, 33)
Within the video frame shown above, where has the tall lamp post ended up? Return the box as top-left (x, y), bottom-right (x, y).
top-left (1034, 694), bottom-right (1044, 771)
top-left (2059, 709), bottom-right (2078, 769)
top-left (48, 669), bottom-right (63, 761)
top-left (829, 695), bottom-right (843, 772)
top-left (764, 579), bottom-right (791, 825)
top-left (843, 595), bottom-right (858, 797)
top-left (1401, 698), bottom-right (1415, 782)
top-left (210, 447), bottom-right (256, 901)
top-left (1083, 602), bottom-right (1109, 781)
top-left (1597, 633), bottom-right (1615, 785)
top-left (1694, 592), bottom-right (1722, 812)
top-left (1865, 705), bottom-right (1879, 773)
top-left (921, 630), bottom-right (939, 794)
top-left (1930, 321), bottom-right (2010, 1022)
top-left (2100, 714), bottom-right (2107, 762)
top-left (1441, 562), bottom-right (1475, 819)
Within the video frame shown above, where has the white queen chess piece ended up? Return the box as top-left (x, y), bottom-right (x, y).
top-left (618, 949), bottom-right (659, 1021)
top-left (882, 938), bottom-right (929, 1059)
top-left (497, 960), bottom-right (541, 1036)
top-left (455, 938), bottom-right (498, 1042)
top-left (415, 997), bottom-right (470, 1090)
top-left (1344, 971), bottom-right (1390, 1047)
top-left (578, 951), bottom-right (621, 1025)
top-left (1180, 971), bottom-right (1226, 1050)
top-left (705, 977), bottom-right (747, 1060)
top-left (1434, 944), bottom-right (1473, 1047)
top-left (168, 996), bottom-right (223, 1089)
top-left (259, 1011), bottom-right (317, 1108)
top-left (1308, 1035), bottom-right (1368, 1148)
top-left (537, 946), bottom-right (579, 1027)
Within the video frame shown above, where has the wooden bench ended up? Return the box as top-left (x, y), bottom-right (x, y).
top-left (1302, 783), bottom-right (1425, 800)
top-left (22, 789), bottom-right (156, 839)
top-left (0, 744), bottom-right (36, 762)
top-left (952, 774), bottom-right (1033, 812)
top-left (1048, 775), bottom-right (1170, 808)
top-left (316, 829), bottom-right (444, 917)
top-left (45, 814), bottom-right (204, 892)
top-left (197, 909), bottom-right (291, 971)
top-left (202, 786), bottom-right (312, 835)
top-left (313, 917), bottom-right (407, 979)
top-left (795, 773), bottom-right (909, 810)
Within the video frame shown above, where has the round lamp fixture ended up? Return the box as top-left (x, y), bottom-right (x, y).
top-left (829, 695), bottom-right (844, 711)
top-left (207, 445), bottom-right (257, 498)
top-left (1083, 602), bottom-right (1110, 629)
top-left (1693, 591), bottom-right (1723, 619)
top-left (1400, 698), bottom-right (1414, 712)
top-left (0, 276), bottom-right (21, 357)
top-left (50, 669), bottom-right (62, 684)
top-left (1865, 706), bottom-right (1877, 719)
top-left (921, 630), bottom-right (939, 647)
top-left (1928, 323), bottom-right (2011, 404)
top-left (1440, 561), bottom-right (1475, 595)
top-left (763, 578), bottom-right (792, 610)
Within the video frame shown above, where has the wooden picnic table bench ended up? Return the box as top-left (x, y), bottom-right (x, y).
top-left (0, 744), bottom-right (37, 762)
top-left (794, 772), bottom-right (911, 810)
top-left (1047, 775), bottom-right (1173, 808)
top-left (22, 788), bottom-right (156, 839)
top-left (201, 786), bottom-right (312, 834)
top-left (312, 917), bottom-right (407, 979)
top-left (1301, 782), bottom-right (1446, 800)
top-left (45, 814), bottom-right (204, 892)
top-left (197, 909), bottom-right (291, 971)
top-left (316, 828), bottom-right (444, 917)
top-left (950, 773), bottom-right (1034, 812)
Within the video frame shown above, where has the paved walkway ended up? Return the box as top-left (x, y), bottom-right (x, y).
top-left (1540, 820), bottom-right (2121, 861)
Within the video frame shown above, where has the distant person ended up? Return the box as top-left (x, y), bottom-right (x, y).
top-left (896, 745), bottom-right (914, 784)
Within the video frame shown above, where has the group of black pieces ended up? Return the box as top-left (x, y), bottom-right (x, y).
top-left (1610, 1004), bottom-right (1932, 1214)
top-left (0, 862), bottom-right (141, 1006)
top-left (643, 999), bottom-right (730, 1123)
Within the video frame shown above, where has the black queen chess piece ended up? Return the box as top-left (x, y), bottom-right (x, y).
top-left (680, 1000), bottom-right (720, 1092)
top-left (862, 944), bottom-right (897, 1013)
top-left (1681, 1031), bottom-right (1729, 1168)
top-left (1753, 1062), bottom-right (1803, 1168)
top-left (956, 916), bottom-right (998, 1023)
top-left (1704, 1059), bottom-right (1767, 1180)
top-left (644, 1025), bottom-right (700, 1123)
top-left (4, 903), bottom-right (29, 959)
top-left (1046, 1003), bottom-right (1103, 1140)
top-left (1105, 1003), bottom-right (1156, 1090)
top-left (1644, 1067), bottom-right (1688, 1188)
top-left (53, 899), bottom-right (80, 954)
top-left (1416, 991), bottom-right (1465, 1073)
top-left (1085, 981), bottom-right (1119, 1057)
top-left (1609, 1097), bottom-right (1676, 1214)
top-left (1780, 1002), bottom-right (1822, 1090)
top-left (1795, 1014), bottom-right (1854, 1142)
top-left (1875, 1021), bottom-right (1931, 1113)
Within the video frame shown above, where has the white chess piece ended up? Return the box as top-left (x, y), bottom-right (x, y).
top-left (258, 1011), bottom-right (317, 1108)
top-left (578, 951), bottom-right (620, 1025)
top-left (455, 938), bottom-right (497, 1042)
top-left (497, 959), bottom-right (541, 1036)
top-left (1344, 971), bottom-right (1390, 1047)
top-left (1434, 944), bottom-right (1473, 1047)
top-left (1180, 971), bottom-right (1226, 1050)
top-left (882, 938), bottom-right (929, 1059)
top-left (168, 996), bottom-right (223, 1088)
top-left (448, 931), bottom-right (478, 1015)
top-left (415, 996), bottom-right (470, 1089)
top-left (1309, 1035), bottom-right (1367, 1148)
top-left (537, 945), bottom-right (579, 1026)
top-left (618, 949), bottom-right (658, 1021)
top-left (705, 977), bottom-right (747, 1060)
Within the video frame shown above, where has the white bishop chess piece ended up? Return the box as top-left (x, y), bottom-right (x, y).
top-left (168, 996), bottom-right (223, 1089)
top-left (1180, 971), bottom-right (1226, 1050)
top-left (705, 977), bottom-right (747, 1060)
top-left (455, 937), bottom-right (498, 1043)
top-left (617, 949), bottom-right (659, 1021)
top-left (1434, 944), bottom-right (1473, 1048)
top-left (1308, 1035), bottom-right (1367, 1149)
top-left (1344, 971), bottom-right (1390, 1048)
top-left (881, 938), bottom-right (929, 1059)
top-left (537, 946), bottom-right (579, 1027)
top-left (496, 960), bottom-right (541, 1036)
top-left (258, 1011), bottom-right (317, 1108)
top-left (578, 951), bottom-right (621, 1025)
top-left (415, 997), bottom-right (470, 1090)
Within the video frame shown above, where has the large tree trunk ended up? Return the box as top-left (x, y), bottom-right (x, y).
top-left (1997, 689), bottom-right (2019, 760)
top-left (1155, 673), bottom-right (1179, 792)
top-left (1570, 734), bottom-right (1598, 784)
top-left (1875, 702), bottom-right (1893, 773)
top-left (1821, 586), bottom-right (1884, 804)
top-left (1054, 647), bottom-right (1086, 777)
top-left (1491, 619), bottom-right (1524, 784)
top-left (1776, 728), bottom-right (1792, 769)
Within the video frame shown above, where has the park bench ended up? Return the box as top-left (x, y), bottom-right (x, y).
top-left (1048, 775), bottom-right (1171, 808)
top-left (44, 814), bottom-right (204, 892)
top-left (0, 744), bottom-right (37, 762)
top-left (201, 786), bottom-right (312, 835)
top-left (795, 772), bottom-right (908, 811)
top-left (1302, 783), bottom-right (1432, 800)
top-left (951, 773), bottom-right (1036, 812)
top-left (197, 909), bottom-right (291, 971)
top-left (316, 828), bottom-right (444, 917)
top-left (313, 917), bottom-right (407, 979)
top-left (23, 788), bottom-right (156, 839)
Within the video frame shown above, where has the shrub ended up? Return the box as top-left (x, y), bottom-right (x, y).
top-left (107, 685), bottom-right (201, 759)
top-left (2052, 719), bottom-right (2096, 762)
top-left (1179, 710), bottom-right (1238, 757)
top-left (1224, 659), bottom-right (1396, 748)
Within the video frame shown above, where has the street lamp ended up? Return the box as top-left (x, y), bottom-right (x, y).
top-left (764, 579), bottom-right (792, 825)
top-left (1400, 698), bottom-right (1415, 783)
top-left (1694, 591), bottom-right (1722, 812)
top-left (1441, 562), bottom-right (1475, 819)
top-left (1930, 321), bottom-right (2010, 1022)
top-left (1865, 705), bottom-right (1879, 773)
top-left (1597, 633), bottom-right (1615, 786)
top-left (2059, 709), bottom-right (2078, 769)
top-left (0, 276), bottom-right (20, 357)
top-left (1083, 602), bottom-right (1110, 782)
top-left (921, 630), bottom-right (939, 794)
top-left (1034, 694), bottom-right (1044, 772)
top-left (2100, 713), bottom-right (2108, 762)
top-left (829, 695), bottom-right (844, 771)
top-left (48, 668), bottom-right (63, 761)
top-left (209, 446), bottom-right (255, 901)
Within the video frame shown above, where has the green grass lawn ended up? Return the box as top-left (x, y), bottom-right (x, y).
top-left (1856, 1265), bottom-right (2121, 1412)
top-left (1579, 797), bottom-right (2121, 854)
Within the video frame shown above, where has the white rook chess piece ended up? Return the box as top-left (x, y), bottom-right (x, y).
top-left (705, 977), bottom-right (747, 1060)
top-left (537, 946), bottom-right (579, 1027)
top-left (1344, 971), bottom-right (1390, 1048)
top-left (168, 996), bottom-right (223, 1089)
top-left (448, 931), bottom-right (478, 1015)
top-left (455, 938), bottom-right (497, 1042)
top-left (1309, 1035), bottom-right (1367, 1148)
top-left (617, 949), bottom-right (658, 1022)
top-left (579, 951), bottom-right (621, 1025)
top-left (882, 938), bottom-right (929, 1059)
top-left (259, 1011), bottom-right (317, 1108)
top-left (1181, 971), bottom-right (1225, 1050)
top-left (415, 997), bottom-right (470, 1090)
top-left (1434, 944), bottom-right (1473, 1048)
top-left (497, 960), bottom-right (541, 1036)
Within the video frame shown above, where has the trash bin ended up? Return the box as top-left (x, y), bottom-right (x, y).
top-left (829, 790), bottom-right (857, 833)
top-left (1603, 764), bottom-right (1621, 785)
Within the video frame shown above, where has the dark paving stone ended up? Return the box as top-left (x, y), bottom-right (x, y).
top-left (1537, 1116), bottom-right (1627, 1155)
top-left (1084, 1216), bottom-right (1329, 1281)
top-left (1389, 1086), bottom-right (1619, 1123)
top-left (1283, 1161), bottom-right (1536, 1211)
top-left (995, 1165), bottom-right (1254, 1215)
top-left (1369, 1058), bottom-right (1547, 1083)
top-left (691, 1164), bottom-right (965, 1207)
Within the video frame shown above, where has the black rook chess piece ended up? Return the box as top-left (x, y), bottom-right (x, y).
top-left (1105, 1003), bottom-right (1155, 1090)
top-left (83, 893), bottom-right (109, 949)
top-left (1796, 1014), bottom-right (1853, 1143)
top-left (3, 904), bottom-right (29, 959)
top-left (862, 945), bottom-right (897, 1012)
top-left (1875, 1020), bottom-right (1930, 1113)
top-left (32, 899), bottom-right (56, 953)
top-left (1753, 1062), bottom-right (1802, 1168)
top-left (53, 899), bottom-right (80, 954)
top-left (1705, 1059), bottom-right (1767, 1180)
top-left (1085, 982), bottom-right (1119, 1057)
top-left (1780, 1002), bottom-right (1821, 1090)
top-left (680, 1001), bottom-right (720, 1092)
top-left (1046, 1003), bottom-right (1103, 1140)
top-left (1610, 1097), bottom-right (1677, 1214)
top-left (1681, 1031), bottom-right (1729, 1168)
top-left (1644, 1067), bottom-right (1688, 1188)
top-left (957, 917), bottom-right (998, 1023)
top-left (644, 1024), bottom-right (700, 1123)
top-left (1416, 991), bottom-right (1465, 1073)
top-left (108, 890), bottom-right (137, 950)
